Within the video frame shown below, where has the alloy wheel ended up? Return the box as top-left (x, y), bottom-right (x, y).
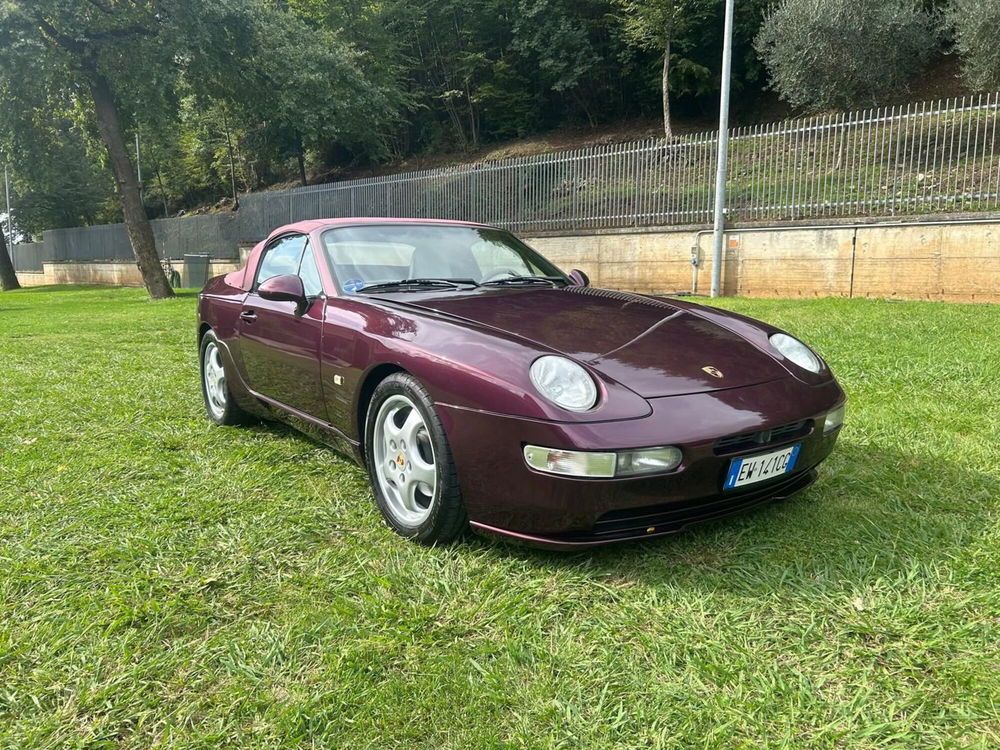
top-left (203, 341), bottom-right (227, 419)
top-left (372, 394), bottom-right (438, 525)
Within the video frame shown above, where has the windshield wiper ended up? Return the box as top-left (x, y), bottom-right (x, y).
top-left (481, 275), bottom-right (565, 287)
top-left (356, 278), bottom-right (480, 294)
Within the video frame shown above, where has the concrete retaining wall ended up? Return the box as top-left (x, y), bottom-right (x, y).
top-left (16, 259), bottom-right (242, 288)
top-left (525, 217), bottom-right (1000, 302)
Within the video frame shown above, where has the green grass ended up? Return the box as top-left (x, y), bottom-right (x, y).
top-left (1, 285), bottom-right (999, 748)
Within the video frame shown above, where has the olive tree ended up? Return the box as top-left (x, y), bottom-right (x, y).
top-left (755, 0), bottom-right (938, 111)
top-left (948, 0), bottom-right (1000, 90)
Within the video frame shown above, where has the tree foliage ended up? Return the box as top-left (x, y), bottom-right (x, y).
top-left (755, 0), bottom-right (938, 111)
top-left (948, 0), bottom-right (1000, 91)
top-left (0, 0), bottom-right (974, 255)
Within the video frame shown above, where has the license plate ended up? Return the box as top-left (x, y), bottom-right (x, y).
top-left (724, 444), bottom-right (801, 490)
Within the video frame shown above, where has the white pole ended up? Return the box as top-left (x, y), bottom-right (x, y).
top-left (710, 0), bottom-right (736, 298)
top-left (135, 131), bottom-right (143, 203)
top-left (4, 165), bottom-right (11, 245)
top-left (135, 132), bottom-right (141, 183)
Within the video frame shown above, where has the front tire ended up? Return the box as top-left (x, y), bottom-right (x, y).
top-left (365, 373), bottom-right (467, 545)
top-left (200, 330), bottom-right (252, 426)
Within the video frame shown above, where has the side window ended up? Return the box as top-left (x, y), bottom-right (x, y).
top-left (298, 243), bottom-right (323, 297)
top-left (255, 235), bottom-right (307, 289)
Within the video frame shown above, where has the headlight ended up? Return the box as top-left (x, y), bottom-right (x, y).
top-left (824, 404), bottom-right (846, 434)
top-left (769, 333), bottom-right (822, 373)
top-left (529, 355), bottom-right (598, 412)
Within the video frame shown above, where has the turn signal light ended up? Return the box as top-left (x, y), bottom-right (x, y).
top-left (824, 404), bottom-right (846, 434)
top-left (523, 445), bottom-right (683, 478)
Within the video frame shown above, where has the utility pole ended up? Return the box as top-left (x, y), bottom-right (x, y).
top-left (710, 0), bottom-right (735, 298)
top-left (222, 107), bottom-right (240, 209)
top-left (4, 165), bottom-right (12, 245)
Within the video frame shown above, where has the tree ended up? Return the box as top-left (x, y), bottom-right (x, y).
top-left (948, 0), bottom-right (1000, 90)
top-left (755, 0), bottom-right (937, 112)
top-left (615, 0), bottom-right (715, 138)
top-left (0, 220), bottom-right (20, 291)
top-left (0, 1), bottom-right (176, 298)
top-left (1, 1), bottom-right (400, 296)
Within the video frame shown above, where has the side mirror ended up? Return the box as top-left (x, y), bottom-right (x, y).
top-left (258, 274), bottom-right (307, 311)
top-left (568, 269), bottom-right (590, 287)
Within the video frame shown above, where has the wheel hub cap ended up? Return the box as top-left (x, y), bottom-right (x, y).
top-left (203, 342), bottom-right (227, 418)
top-left (372, 394), bottom-right (437, 526)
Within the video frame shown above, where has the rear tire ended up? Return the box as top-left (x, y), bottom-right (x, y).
top-left (365, 372), bottom-right (467, 545)
top-left (200, 330), bottom-right (253, 426)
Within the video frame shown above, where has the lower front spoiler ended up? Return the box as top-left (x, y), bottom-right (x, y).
top-left (469, 468), bottom-right (819, 550)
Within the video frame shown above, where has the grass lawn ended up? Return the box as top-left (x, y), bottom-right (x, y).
top-left (1, 285), bottom-right (998, 748)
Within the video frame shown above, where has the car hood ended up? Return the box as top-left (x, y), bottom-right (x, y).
top-left (395, 286), bottom-right (788, 398)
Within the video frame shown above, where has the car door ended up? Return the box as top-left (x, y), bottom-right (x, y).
top-left (237, 234), bottom-right (328, 419)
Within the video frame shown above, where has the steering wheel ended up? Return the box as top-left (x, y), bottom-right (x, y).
top-left (481, 268), bottom-right (522, 284)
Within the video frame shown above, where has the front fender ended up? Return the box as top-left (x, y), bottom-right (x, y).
top-left (319, 297), bottom-right (652, 441)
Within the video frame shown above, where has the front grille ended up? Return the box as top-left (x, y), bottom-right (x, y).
top-left (714, 420), bottom-right (811, 456)
top-left (586, 469), bottom-right (817, 540)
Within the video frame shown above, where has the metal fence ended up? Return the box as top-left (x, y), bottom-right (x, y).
top-left (11, 242), bottom-right (47, 272)
top-left (12, 213), bottom-right (242, 272)
top-left (13, 93), bottom-right (1000, 271)
top-left (242, 92), bottom-right (1000, 233)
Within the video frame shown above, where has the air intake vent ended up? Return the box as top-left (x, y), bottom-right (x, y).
top-left (563, 286), bottom-right (679, 311)
top-left (714, 420), bottom-right (812, 456)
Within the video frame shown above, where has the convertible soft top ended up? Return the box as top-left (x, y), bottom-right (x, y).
top-left (224, 217), bottom-right (487, 292)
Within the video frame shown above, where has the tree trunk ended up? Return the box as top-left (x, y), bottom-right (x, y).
top-left (295, 132), bottom-right (308, 187)
top-left (86, 65), bottom-right (173, 299)
top-left (222, 107), bottom-right (240, 209)
top-left (154, 166), bottom-right (169, 218)
top-left (0, 226), bottom-right (21, 291)
top-left (662, 40), bottom-right (673, 140)
top-left (465, 87), bottom-right (478, 148)
top-left (297, 151), bottom-right (307, 187)
top-left (572, 90), bottom-right (597, 129)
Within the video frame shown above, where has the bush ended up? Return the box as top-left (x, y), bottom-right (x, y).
top-left (755, 0), bottom-right (938, 111)
top-left (948, 0), bottom-right (1000, 90)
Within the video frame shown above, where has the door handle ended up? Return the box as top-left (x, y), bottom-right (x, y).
top-left (239, 310), bottom-right (257, 323)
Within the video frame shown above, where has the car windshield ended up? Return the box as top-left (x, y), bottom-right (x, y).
top-left (320, 224), bottom-right (568, 292)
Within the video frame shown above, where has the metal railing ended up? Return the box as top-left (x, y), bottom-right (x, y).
top-left (238, 92), bottom-right (1000, 234)
top-left (12, 93), bottom-right (1000, 273)
top-left (12, 214), bottom-right (242, 271)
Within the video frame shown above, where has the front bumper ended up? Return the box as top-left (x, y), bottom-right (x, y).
top-left (472, 468), bottom-right (819, 549)
top-left (437, 376), bottom-right (844, 549)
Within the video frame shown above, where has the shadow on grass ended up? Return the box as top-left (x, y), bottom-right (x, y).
top-left (469, 438), bottom-right (998, 595)
top-left (3, 284), bottom-right (200, 297)
top-left (3, 284), bottom-right (115, 293)
top-left (232, 411), bottom-right (994, 597)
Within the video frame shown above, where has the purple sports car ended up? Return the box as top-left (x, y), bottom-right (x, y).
top-left (198, 218), bottom-right (845, 549)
